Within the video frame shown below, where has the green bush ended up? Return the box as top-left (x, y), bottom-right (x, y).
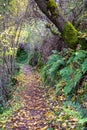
top-left (16, 48), bottom-right (28, 63)
top-left (41, 49), bottom-right (87, 95)
top-left (41, 50), bottom-right (65, 85)
top-left (41, 49), bottom-right (87, 129)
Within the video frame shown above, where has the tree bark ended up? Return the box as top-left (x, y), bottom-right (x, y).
top-left (34, 0), bottom-right (79, 48)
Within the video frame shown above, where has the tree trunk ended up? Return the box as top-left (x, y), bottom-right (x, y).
top-left (34, 0), bottom-right (79, 48)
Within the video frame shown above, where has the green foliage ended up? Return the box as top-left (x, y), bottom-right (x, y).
top-left (41, 50), bottom-right (65, 84)
top-left (41, 49), bottom-right (87, 129)
top-left (58, 50), bottom-right (87, 95)
top-left (41, 49), bottom-right (87, 95)
top-left (20, 20), bottom-right (47, 46)
top-left (63, 100), bottom-right (87, 129)
top-left (0, 104), bottom-right (4, 114)
top-left (0, 102), bottom-right (20, 129)
top-left (0, 0), bottom-right (12, 14)
top-left (36, 52), bottom-right (44, 69)
top-left (16, 48), bottom-right (28, 63)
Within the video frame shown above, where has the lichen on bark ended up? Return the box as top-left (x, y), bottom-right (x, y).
top-left (63, 22), bottom-right (78, 48)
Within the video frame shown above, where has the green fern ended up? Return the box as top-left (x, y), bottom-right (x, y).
top-left (41, 51), bottom-right (65, 84)
top-left (41, 49), bottom-right (87, 129)
top-left (42, 49), bottom-right (87, 95)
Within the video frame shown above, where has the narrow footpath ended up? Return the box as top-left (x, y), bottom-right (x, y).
top-left (5, 65), bottom-right (61, 130)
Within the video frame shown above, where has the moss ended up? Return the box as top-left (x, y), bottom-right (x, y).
top-left (63, 22), bottom-right (78, 48)
top-left (47, 0), bottom-right (60, 16)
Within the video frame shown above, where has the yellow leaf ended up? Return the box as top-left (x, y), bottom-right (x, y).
top-left (41, 126), bottom-right (48, 130)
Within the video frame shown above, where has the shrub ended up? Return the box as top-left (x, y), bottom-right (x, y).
top-left (41, 49), bottom-right (87, 96)
top-left (41, 49), bottom-right (87, 129)
top-left (16, 47), bottom-right (28, 63)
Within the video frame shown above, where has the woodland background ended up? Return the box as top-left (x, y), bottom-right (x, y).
top-left (0, 0), bottom-right (87, 130)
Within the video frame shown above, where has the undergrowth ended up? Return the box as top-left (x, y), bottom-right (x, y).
top-left (41, 48), bottom-right (87, 129)
top-left (0, 72), bottom-right (26, 129)
top-left (16, 47), bottom-right (28, 64)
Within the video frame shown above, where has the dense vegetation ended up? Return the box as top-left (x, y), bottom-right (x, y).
top-left (0, 0), bottom-right (87, 129)
top-left (41, 49), bottom-right (87, 129)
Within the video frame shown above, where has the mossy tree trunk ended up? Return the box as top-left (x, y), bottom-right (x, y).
top-left (34, 0), bottom-right (79, 48)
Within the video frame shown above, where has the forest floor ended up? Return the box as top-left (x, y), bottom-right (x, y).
top-left (3, 65), bottom-right (62, 130)
top-left (0, 65), bottom-right (77, 130)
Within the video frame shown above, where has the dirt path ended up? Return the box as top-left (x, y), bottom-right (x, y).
top-left (6, 65), bottom-right (51, 130)
top-left (1, 65), bottom-right (78, 130)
